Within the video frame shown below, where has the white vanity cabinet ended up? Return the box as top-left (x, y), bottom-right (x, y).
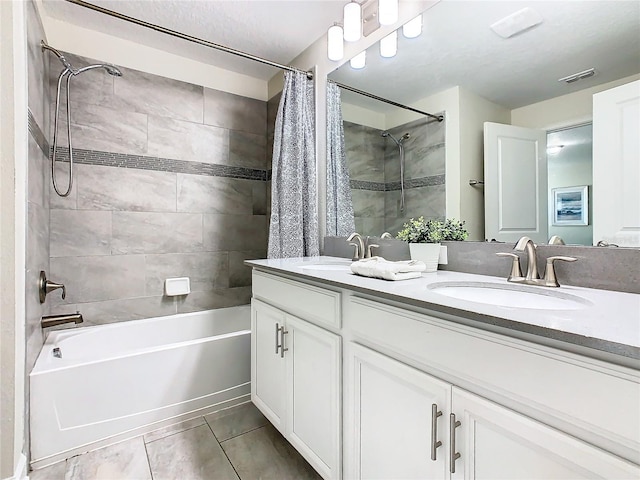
top-left (251, 271), bottom-right (342, 480)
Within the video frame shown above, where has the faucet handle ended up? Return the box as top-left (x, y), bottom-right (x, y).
top-left (380, 232), bottom-right (393, 239)
top-left (543, 256), bottom-right (577, 287)
top-left (39, 271), bottom-right (66, 303)
top-left (349, 242), bottom-right (361, 262)
top-left (367, 243), bottom-right (380, 258)
top-left (496, 252), bottom-right (523, 280)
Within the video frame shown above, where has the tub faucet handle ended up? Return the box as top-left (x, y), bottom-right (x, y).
top-left (39, 271), bottom-right (66, 303)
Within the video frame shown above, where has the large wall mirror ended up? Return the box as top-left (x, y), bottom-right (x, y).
top-left (326, 0), bottom-right (639, 246)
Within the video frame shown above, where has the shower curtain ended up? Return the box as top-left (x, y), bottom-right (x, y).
top-left (267, 71), bottom-right (319, 259)
top-left (326, 82), bottom-right (356, 237)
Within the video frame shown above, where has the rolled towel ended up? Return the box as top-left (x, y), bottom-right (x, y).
top-left (351, 257), bottom-right (426, 281)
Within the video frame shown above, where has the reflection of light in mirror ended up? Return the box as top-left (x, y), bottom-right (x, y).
top-left (343, 1), bottom-right (362, 42)
top-left (350, 51), bottom-right (366, 69)
top-left (378, 0), bottom-right (398, 25)
top-left (547, 145), bottom-right (564, 155)
top-left (402, 14), bottom-right (422, 38)
top-left (380, 30), bottom-right (397, 58)
top-left (327, 24), bottom-right (344, 61)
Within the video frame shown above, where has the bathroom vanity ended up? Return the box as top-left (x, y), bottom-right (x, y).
top-left (246, 257), bottom-right (640, 479)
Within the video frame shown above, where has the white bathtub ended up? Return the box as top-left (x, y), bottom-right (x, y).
top-left (30, 306), bottom-right (251, 467)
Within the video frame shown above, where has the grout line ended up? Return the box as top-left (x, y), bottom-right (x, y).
top-left (142, 438), bottom-right (155, 480)
top-left (217, 424), bottom-right (268, 444)
top-left (205, 420), bottom-right (244, 480)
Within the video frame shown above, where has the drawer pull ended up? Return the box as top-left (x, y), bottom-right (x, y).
top-left (275, 323), bottom-right (282, 355)
top-left (431, 403), bottom-right (443, 461)
top-left (449, 413), bottom-right (461, 473)
top-left (280, 327), bottom-right (289, 358)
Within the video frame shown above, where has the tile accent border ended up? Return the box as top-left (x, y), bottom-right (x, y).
top-left (350, 173), bottom-right (445, 192)
top-left (28, 110), bottom-right (270, 182)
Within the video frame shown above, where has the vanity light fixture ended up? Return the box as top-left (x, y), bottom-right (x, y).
top-left (343, 1), bottom-right (362, 42)
top-left (378, 0), bottom-right (398, 26)
top-left (350, 50), bottom-right (366, 69)
top-left (546, 145), bottom-right (564, 155)
top-left (558, 68), bottom-right (596, 84)
top-left (328, 23), bottom-right (344, 61)
top-left (380, 30), bottom-right (397, 58)
top-left (402, 14), bottom-right (422, 38)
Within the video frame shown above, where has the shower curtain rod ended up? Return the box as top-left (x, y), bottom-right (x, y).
top-left (64, 0), bottom-right (313, 79)
top-left (331, 81), bottom-right (444, 122)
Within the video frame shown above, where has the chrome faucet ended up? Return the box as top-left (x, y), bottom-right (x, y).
top-left (496, 236), bottom-right (577, 287)
top-left (41, 311), bottom-right (83, 329)
top-left (347, 232), bottom-right (365, 261)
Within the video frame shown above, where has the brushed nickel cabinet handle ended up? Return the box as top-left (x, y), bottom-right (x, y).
top-left (431, 403), bottom-right (443, 461)
top-left (275, 323), bottom-right (281, 355)
top-left (449, 413), bottom-right (461, 474)
top-left (280, 328), bottom-right (289, 358)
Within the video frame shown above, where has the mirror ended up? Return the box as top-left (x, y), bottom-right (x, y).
top-left (327, 0), bottom-right (640, 245)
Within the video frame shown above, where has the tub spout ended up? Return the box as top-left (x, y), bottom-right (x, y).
top-left (41, 312), bottom-right (83, 329)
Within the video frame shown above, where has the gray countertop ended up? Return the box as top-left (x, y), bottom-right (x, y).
top-left (247, 256), bottom-right (640, 368)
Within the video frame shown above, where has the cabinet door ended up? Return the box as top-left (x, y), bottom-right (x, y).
top-left (285, 315), bottom-right (341, 480)
top-left (451, 387), bottom-right (640, 479)
top-left (251, 299), bottom-right (286, 433)
top-left (345, 343), bottom-right (450, 480)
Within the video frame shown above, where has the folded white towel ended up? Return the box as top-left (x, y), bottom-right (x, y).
top-left (350, 257), bottom-right (426, 281)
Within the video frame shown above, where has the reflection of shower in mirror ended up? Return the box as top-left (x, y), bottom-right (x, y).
top-left (381, 131), bottom-right (410, 212)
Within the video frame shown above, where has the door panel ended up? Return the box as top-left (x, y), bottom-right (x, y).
top-left (451, 387), bottom-right (639, 480)
top-left (484, 122), bottom-right (547, 243)
top-left (345, 343), bottom-right (450, 480)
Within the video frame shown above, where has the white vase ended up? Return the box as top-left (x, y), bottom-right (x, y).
top-left (409, 243), bottom-right (441, 273)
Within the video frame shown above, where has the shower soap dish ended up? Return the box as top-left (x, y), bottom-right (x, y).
top-left (165, 277), bottom-right (190, 296)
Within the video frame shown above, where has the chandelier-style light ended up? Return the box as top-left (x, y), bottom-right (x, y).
top-left (378, 0), bottom-right (398, 26)
top-left (402, 14), bottom-right (422, 38)
top-left (343, 1), bottom-right (362, 42)
top-left (328, 23), bottom-right (344, 61)
top-left (350, 50), bottom-right (366, 69)
top-left (380, 30), bottom-right (397, 58)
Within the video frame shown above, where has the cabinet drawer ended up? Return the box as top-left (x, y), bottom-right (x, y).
top-left (345, 296), bottom-right (640, 464)
top-left (252, 271), bottom-right (341, 329)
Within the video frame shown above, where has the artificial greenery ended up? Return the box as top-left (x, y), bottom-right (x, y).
top-left (396, 216), bottom-right (469, 243)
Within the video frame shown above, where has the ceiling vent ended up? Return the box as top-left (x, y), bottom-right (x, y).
top-left (558, 68), bottom-right (596, 84)
top-left (490, 7), bottom-right (543, 39)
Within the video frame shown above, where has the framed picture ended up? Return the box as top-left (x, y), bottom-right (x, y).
top-left (553, 186), bottom-right (588, 226)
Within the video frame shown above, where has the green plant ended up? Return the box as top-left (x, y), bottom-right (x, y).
top-left (396, 217), bottom-right (468, 243)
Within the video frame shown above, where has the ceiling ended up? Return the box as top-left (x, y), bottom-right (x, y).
top-left (40, 0), bottom-right (347, 80)
top-left (330, 0), bottom-right (640, 111)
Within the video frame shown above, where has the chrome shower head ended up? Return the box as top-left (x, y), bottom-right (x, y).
top-left (102, 64), bottom-right (123, 77)
top-left (381, 131), bottom-right (390, 137)
top-left (401, 133), bottom-right (410, 140)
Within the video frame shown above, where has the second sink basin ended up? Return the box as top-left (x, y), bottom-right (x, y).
top-left (427, 281), bottom-right (591, 310)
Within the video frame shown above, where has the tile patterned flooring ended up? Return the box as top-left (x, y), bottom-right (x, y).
top-left (30, 402), bottom-right (321, 480)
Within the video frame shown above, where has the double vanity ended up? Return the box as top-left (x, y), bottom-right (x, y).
top-left (246, 256), bottom-right (640, 479)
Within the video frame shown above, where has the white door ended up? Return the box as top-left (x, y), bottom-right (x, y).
top-left (451, 387), bottom-right (639, 479)
top-left (344, 343), bottom-right (450, 480)
top-left (484, 122), bottom-right (548, 243)
top-left (251, 299), bottom-right (286, 433)
top-left (285, 315), bottom-right (341, 480)
top-left (593, 80), bottom-right (640, 247)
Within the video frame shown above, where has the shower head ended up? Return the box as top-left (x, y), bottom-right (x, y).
top-left (401, 133), bottom-right (410, 140)
top-left (74, 63), bottom-right (123, 77)
top-left (381, 131), bottom-right (410, 146)
top-left (381, 131), bottom-right (390, 137)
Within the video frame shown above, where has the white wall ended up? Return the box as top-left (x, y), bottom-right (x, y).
top-left (459, 87), bottom-right (510, 240)
top-left (341, 103), bottom-right (386, 130)
top-left (511, 74), bottom-right (640, 130)
top-left (0, 1), bottom-right (28, 478)
top-left (35, 6), bottom-right (268, 101)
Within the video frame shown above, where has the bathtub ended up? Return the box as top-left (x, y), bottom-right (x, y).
top-left (30, 306), bottom-right (251, 467)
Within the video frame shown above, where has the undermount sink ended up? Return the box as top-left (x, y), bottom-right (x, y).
top-left (296, 262), bottom-right (352, 271)
top-left (427, 281), bottom-right (591, 310)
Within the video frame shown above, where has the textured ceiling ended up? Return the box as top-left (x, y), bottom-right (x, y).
top-left (330, 0), bottom-right (640, 111)
top-left (41, 0), bottom-right (347, 80)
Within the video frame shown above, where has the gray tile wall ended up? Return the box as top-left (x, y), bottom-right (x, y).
top-left (47, 52), bottom-right (269, 327)
top-left (343, 116), bottom-right (446, 237)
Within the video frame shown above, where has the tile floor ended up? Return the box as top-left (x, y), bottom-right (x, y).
top-left (29, 402), bottom-right (321, 480)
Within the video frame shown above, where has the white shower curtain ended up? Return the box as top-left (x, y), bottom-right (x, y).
top-left (326, 82), bottom-right (355, 237)
top-left (267, 71), bottom-right (319, 259)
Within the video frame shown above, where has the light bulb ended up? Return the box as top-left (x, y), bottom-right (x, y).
top-left (350, 51), bottom-right (366, 69)
top-left (378, 0), bottom-right (398, 26)
top-left (343, 1), bottom-right (362, 42)
top-left (402, 15), bottom-right (422, 38)
top-left (327, 24), bottom-right (344, 61)
top-left (380, 30), bottom-right (397, 58)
